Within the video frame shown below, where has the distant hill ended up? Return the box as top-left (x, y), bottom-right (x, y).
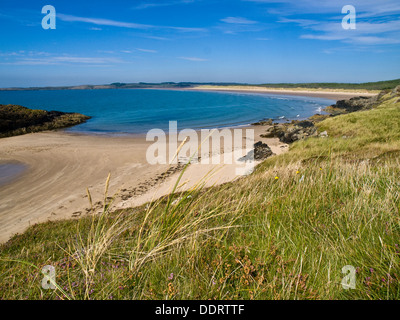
top-left (1, 79), bottom-right (399, 91)
top-left (0, 82), bottom-right (243, 91)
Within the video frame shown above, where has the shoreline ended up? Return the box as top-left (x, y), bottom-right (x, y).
top-left (0, 125), bottom-right (287, 243)
top-left (0, 87), bottom-right (341, 141)
top-left (186, 86), bottom-right (378, 101)
top-left (0, 131), bottom-right (176, 243)
top-left (0, 88), bottom-right (374, 243)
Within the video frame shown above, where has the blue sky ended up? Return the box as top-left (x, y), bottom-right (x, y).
top-left (0, 0), bottom-right (399, 87)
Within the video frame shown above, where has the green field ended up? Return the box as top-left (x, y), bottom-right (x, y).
top-left (1, 88), bottom-right (400, 300)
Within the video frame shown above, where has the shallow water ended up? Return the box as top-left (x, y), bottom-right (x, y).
top-left (0, 163), bottom-right (27, 186)
top-left (0, 89), bottom-right (334, 135)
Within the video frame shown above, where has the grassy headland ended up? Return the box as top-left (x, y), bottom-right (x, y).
top-left (0, 104), bottom-right (91, 138)
top-left (247, 79), bottom-right (400, 91)
top-left (0, 87), bottom-right (399, 300)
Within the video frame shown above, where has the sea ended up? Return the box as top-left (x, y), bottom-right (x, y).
top-left (0, 88), bottom-right (335, 135)
top-left (0, 88), bottom-right (335, 185)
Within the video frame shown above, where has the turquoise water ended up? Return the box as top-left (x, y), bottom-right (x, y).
top-left (0, 89), bottom-right (334, 135)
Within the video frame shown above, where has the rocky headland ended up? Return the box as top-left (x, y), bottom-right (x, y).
top-left (253, 86), bottom-right (400, 145)
top-left (0, 104), bottom-right (91, 138)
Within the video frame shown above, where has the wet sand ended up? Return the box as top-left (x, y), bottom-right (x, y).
top-left (0, 162), bottom-right (27, 186)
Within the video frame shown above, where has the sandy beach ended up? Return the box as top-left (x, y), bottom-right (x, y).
top-left (189, 86), bottom-right (378, 100)
top-left (0, 125), bottom-right (287, 243)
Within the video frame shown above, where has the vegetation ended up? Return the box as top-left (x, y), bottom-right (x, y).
top-left (0, 104), bottom-right (91, 138)
top-left (0, 88), bottom-right (400, 300)
top-left (256, 79), bottom-right (400, 91)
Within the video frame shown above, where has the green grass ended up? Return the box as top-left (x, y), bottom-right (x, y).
top-left (0, 104), bottom-right (91, 138)
top-left (1, 92), bottom-right (400, 300)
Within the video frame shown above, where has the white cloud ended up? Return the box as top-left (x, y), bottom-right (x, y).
top-left (302, 33), bottom-right (400, 45)
top-left (221, 17), bottom-right (258, 24)
top-left (258, 0), bottom-right (400, 45)
top-left (58, 13), bottom-right (207, 33)
top-left (58, 14), bottom-right (152, 29)
top-left (295, 18), bottom-right (400, 45)
top-left (136, 48), bottom-right (158, 53)
top-left (278, 17), bottom-right (319, 27)
top-left (52, 56), bottom-right (122, 64)
top-left (146, 36), bottom-right (170, 41)
top-left (98, 50), bottom-right (115, 54)
top-left (178, 56), bottom-right (208, 61)
top-left (217, 17), bottom-right (265, 35)
top-left (0, 54), bottom-right (123, 66)
top-left (0, 51), bottom-right (22, 57)
top-left (133, 0), bottom-right (195, 10)
top-left (244, 0), bottom-right (400, 16)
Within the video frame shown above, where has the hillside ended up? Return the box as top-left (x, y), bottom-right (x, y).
top-left (0, 87), bottom-right (399, 300)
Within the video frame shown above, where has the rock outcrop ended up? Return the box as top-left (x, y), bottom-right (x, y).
top-left (324, 86), bottom-right (400, 115)
top-left (325, 96), bottom-right (379, 115)
top-left (239, 141), bottom-right (274, 162)
top-left (255, 86), bottom-right (400, 145)
top-left (253, 141), bottom-right (274, 160)
top-left (261, 120), bottom-right (318, 144)
top-left (252, 119), bottom-right (273, 126)
top-left (0, 104), bottom-right (91, 138)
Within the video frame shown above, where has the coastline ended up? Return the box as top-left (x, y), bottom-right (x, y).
top-left (0, 87), bottom-right (377, 243)
top-left (187, 85), bottom-right (378, 101)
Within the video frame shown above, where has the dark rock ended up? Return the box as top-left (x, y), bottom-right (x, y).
top-left (325, 95), bottom-right (381, 115)
top-left (252, 118), bottom-right (273, 126)
top-left (334, 96), bottom-right (376, 112)
top-left (296, 120), bottom-right (315, 128)
top-left (260, 132), bottom-right (275, 138)
top-left (238, 141), bottom-right (274, 162)
top-left (270, 122), bottom-right (317, 144)
top-left (253, 141), bottom-right (274, 160)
